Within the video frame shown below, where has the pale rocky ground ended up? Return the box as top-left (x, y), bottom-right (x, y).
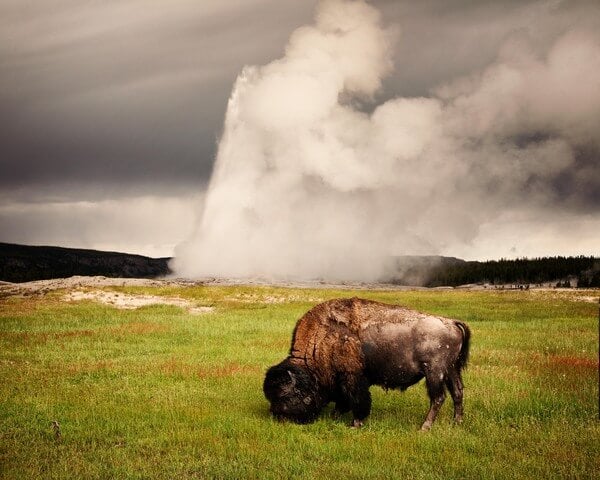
top-left (63, 290), bottom-right (215, 314)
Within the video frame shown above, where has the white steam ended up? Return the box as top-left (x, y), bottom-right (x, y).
top-left (173, 0), bottom-right (600, 281)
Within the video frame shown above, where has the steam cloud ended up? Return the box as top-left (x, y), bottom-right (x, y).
top-left (173, 0), bottom-right (600, 281)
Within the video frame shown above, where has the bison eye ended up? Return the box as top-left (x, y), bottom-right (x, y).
top-left (303, 396), bottom-right (312, 405)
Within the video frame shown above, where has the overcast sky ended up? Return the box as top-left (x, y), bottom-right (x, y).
top-left (1, 0), bottom-right (598, 262)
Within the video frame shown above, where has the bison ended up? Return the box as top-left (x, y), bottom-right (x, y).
top-left (263, 297), bottom-right (470, 430)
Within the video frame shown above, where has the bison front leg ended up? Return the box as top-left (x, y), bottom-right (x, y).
top-left (331, 398), bottom-right (351, 419)
top-left (420, 372), bottom-right (447, 431)
top-left (341, 375), bottom-right (371, 428)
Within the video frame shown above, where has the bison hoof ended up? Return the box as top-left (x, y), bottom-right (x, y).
top-left (419, 424), bottom-right (432, 432)
top-left (350, 419), bottom-right (364, 428)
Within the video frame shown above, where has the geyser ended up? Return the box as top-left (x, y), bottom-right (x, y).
top-left (173, 0), bottom-right (600, 281)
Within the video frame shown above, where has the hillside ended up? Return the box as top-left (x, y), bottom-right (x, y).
top-left (0, 243), bottom-right (171, 283)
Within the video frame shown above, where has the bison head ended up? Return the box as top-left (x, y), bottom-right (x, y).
top-left (263, 360), bottom-right (322, 424)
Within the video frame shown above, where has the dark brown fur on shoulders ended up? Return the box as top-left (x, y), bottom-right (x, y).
top-left (288, 298), bottom-right (390, 387)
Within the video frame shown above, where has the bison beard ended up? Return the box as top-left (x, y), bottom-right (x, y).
top-left (263, 298), bottom-right (471, 430)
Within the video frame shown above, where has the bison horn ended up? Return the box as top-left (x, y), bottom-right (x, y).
top-left (287, 370), bottom-right (296, 387)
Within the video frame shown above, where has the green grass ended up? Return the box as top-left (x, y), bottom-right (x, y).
top-left (1, 286), bottom-right (598, 479)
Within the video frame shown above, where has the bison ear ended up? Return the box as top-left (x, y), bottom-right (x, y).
top-left (287, 370), bottom-right (297, 387)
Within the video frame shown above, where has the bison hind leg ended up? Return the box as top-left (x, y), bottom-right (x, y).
top-left (444, 367), bottom-right (464, 425)
top-left (420, 371), bottom-right (447, 432)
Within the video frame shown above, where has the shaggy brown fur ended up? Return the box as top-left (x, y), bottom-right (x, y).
top-left (264, 297), bottom-right (470, 430)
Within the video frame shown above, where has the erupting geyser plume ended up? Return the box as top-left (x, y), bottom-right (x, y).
top-left (173, 0), bottom-right (600, 281)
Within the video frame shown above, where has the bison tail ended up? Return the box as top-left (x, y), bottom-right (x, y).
top-left (454, 321), bottom-right (471, 370)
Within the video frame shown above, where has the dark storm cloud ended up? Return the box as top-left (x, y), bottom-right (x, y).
top-left (0, 0), bottom-right (316, 197)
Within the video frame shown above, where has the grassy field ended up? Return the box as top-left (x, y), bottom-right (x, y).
top-left (0, 285), bottom-right (598, 479)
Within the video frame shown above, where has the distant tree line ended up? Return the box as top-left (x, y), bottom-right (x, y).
top-left (424, 256), bottom-right (600, 288)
